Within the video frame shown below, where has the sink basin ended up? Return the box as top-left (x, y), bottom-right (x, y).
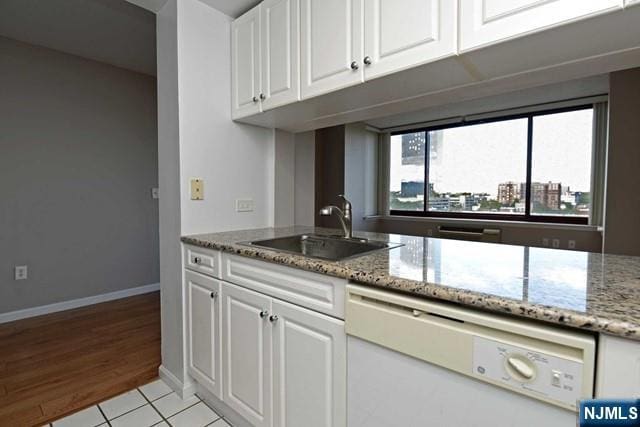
top-left (241, 234), bottom-right (403, 261)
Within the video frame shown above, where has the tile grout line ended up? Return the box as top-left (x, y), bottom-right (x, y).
top-left (138, 387), bottom-right (172, 426)
top-left (150, 396), bottom-right (202, 424)
top-left (196, 395), bottom-right (225, 426)
top-left (96, 404), bottom-right (112, 427)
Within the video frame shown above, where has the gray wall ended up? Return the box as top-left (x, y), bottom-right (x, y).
top-left (0, 37), bottom-right (159, 313)
top-left (604, 67), bottom-right (640, 256)
top-left (294, 131), bottom-right (315, 226)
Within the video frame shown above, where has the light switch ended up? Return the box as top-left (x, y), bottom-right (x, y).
top-left (190, 179), bottom-right (204, 200)
top-left (236, 199), bottom-right (254, 212)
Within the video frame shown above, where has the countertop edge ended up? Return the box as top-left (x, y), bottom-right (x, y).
top-left (181, 235), bottom-right (640, 342)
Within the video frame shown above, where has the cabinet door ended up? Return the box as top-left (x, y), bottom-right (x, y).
top-left (222, 282), bottom-right (272, 427)
top-left (363, 0), bottom-right (456, 80)
top-left (261, 0), bottom-right (299, 110)
top-left (232, 5), bottom-right (261, 119)
top-left (186, 270), bottom-right (222, 399)
top-left (272, 299), bottom-right (346, 427)
top-left (459, 0), bottom-right (621, 52)
top-left (300, 0), bottom-right (363, 99)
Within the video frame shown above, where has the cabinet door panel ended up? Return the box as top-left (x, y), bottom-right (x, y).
top-left (222, 283), bottom-right (272, 427)
top-left (186, 271), bottom-right (222, 399)
top-left (300, 0), bottom-right (363, 99)
top-left (272, 299), bottom-right (346, 427)
top-left (232, 5), bottom-right (261, 119)
top-left (459, 0), bottom-right (621, 52)
top-left (261, 0), bottom-right (299, 110)
top-left (364, 0), bottom-right (456, 80)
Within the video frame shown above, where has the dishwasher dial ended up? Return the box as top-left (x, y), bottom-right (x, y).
top-left (504, 353), bottom-right (537, 383)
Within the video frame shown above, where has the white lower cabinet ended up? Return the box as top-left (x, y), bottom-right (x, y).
top-left (272, 299), bottom-right (346, 427)
top-left (222, 282), bottom-right (273, 427)
top-left (186, 270), bottom-right (222, 399)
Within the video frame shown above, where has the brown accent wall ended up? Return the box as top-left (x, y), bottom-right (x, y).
top-left (314, 125), bottom-right (345, 228)
top-left (604, 68), bottom-right (640, 256)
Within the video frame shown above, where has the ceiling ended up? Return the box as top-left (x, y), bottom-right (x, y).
top-left (197, 0), bottom-right (261, 18)
top-left (0, 0), bottom-right (156, 75)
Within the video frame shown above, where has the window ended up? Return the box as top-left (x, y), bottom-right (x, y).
top-left (389, 105), bottom-right (595, 224)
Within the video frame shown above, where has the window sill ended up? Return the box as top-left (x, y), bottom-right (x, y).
top-left (364, 214), bottom-right (602, 232)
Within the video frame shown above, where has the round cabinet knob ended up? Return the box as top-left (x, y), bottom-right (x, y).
top-left (259, 93), bottom-right (266, 100)
top-left (269, 314), bottom-right (278, 322)
top-left (363, 56), bottom-right (372, 65)
top-left (193, 257), bottom-right (201, 264)
top-left (350, 61), bottom-right (359, 70)
top-left (252, 96), bottom-right (259, 103)
top-left (210, 291), bottom-right (218, 299)
top-left (259, 310), bottom-right (269, 319)
top-left (505, 354), bottom-right (536, 382)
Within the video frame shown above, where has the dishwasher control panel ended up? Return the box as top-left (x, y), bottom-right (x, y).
top-left (472, 336), bottom-right (584, 410)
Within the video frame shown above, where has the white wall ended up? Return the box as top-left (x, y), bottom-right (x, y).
top-left (177, 0), bottom-right (275, 236)
top-left (294, 131), bottom-right (316, 226)
top-left (157, 0), bottom-right (280, 390)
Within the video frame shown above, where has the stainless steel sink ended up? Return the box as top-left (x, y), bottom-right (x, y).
top-left (241, 234), bottom-right (403, 261)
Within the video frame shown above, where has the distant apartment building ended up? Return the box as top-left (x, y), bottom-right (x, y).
top-left (497, 181), bottom-right (521, 205)
top-left (497, 181), bottom-right (562, 210)
top-left (530, 182), bottom-right (562, 210)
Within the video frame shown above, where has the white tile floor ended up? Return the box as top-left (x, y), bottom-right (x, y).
top-left (47, 379), bottom-right (232, 427)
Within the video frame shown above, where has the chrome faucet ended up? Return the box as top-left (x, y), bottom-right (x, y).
top-left (319, 194), bottom-right (353, 239)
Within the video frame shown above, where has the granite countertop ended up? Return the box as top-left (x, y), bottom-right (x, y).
top-left (182, 226), bottom-right (640, 341)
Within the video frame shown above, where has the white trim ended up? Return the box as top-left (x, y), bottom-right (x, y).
top-left (159, 364), bottom-right (196, 399)
top-left (365, 214), bottom-right (601, 232)
top-left (0, 282), bottom-right (160, 324)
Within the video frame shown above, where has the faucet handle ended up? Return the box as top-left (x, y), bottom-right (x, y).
top-left (337, 194), bottom-right (352, 210)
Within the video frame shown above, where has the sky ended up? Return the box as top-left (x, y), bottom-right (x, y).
top-left (389, 109), bottom-right (594, 196)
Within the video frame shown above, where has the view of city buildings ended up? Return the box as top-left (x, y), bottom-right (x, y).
top-left (389, 121), bottom-right (591, 217)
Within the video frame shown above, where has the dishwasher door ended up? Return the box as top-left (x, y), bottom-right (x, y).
top-left (345, 284), bottom-right (596, 427)
top-left (348, 336), bottom-right (576, 427)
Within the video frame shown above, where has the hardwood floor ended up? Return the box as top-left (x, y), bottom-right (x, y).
top-left (0, 292), bottom-right (161, 427)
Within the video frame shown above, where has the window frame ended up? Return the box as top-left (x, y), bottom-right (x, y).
top-left (389, 104), bottom-right (594, 225)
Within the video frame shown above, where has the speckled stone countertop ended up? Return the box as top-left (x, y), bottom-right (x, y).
top-left (182, 226), bottom-right (640, 341)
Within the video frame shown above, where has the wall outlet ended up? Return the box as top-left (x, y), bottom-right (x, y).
top-left (426, 229), bottom-right (433, 237)
top-left (542, 238), bottom-right (549, 247)
top-left (190, 178), bottom-right (204, 200)
top-left (552, 238), bottom-right (560, 249)
top-left (236, 198), bottom-right (254, 212)
top-left (151, 187), bottom-right (159, 199)
top-left (15, 265), bottom-right (27, 280)
top-left (568, 240), bottom-right (576, 249)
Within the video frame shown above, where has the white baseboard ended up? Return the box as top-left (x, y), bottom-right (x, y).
top-left (159, 365), bottom-right (196, 399)
top-left (0, 282), bottom-right (160, 324)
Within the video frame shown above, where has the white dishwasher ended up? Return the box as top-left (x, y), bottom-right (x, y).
top-left (345, 284), bottom-right (596, 427)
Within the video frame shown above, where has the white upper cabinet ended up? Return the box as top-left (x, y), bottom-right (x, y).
top-left (300, 0), bottom-right (364, 99)
top-left (272, 299), bottom-right (347, 427)
top-left (261, 0), bottom-right (300, 110)
top-left (232, 5), bottom-right (262, 119)
top-left (459, 0), bottom-right (622, 52)
top-left (627, 0), bottom-right (640, 6)
top-left (222, 283), bottom-right (272, 427)
top-left (363, 0), bottom-right (456, 80)
top-left (186, 270), bottom-right (222, 399)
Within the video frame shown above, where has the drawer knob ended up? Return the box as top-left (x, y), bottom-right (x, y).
top-left (363, 56), bottom-right (372, 65)
top-left (259, 310), bottom-right (269, 319)
top-left (193, 257), bottom-right (201, 264)
top-left (269, 314), bottom-right (278, 322)
top-left (350, 61), bottom-right (359, 70)
top-left (210, 291), bottom-right (218, 299)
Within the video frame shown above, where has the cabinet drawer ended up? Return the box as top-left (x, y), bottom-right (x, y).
top-left (222, 253), bottom-right (346, 319)
top-left (184, 245), bottom-right (221, 279)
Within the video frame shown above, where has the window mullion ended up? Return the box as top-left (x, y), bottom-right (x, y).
top-left (424, 132), bottom-right (430, 214)
top-left (525, 116), bottom-right (533, 219)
